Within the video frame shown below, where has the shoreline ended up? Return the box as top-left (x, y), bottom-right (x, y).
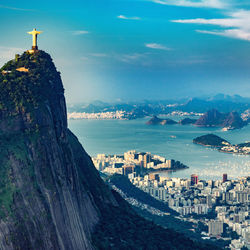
top-left (193, 142), bottom-right (250, 156)
top-left (193, 142), bottom-right (219, 147)
top-left (218, 149), bottom-right (250, 156)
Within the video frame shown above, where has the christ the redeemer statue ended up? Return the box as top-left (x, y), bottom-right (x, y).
top-left (27, 28), bottom-right (42, 50)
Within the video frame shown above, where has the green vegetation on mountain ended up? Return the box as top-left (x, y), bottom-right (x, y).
top-left (0, 51), bottom-right (222, 249)
top-left (92, 190), bottom-right (219, 250)
top-left (108, 174), bottom-right (176, 214)
top-left (193, 134), bottom-right (230, 148)
top-left (104, 174), bottom-right (221, 249)
top-left (193, 134), bottom-right (250, 155)
top-left (0, 51), bottom-right (63, 116)
top-left (0, 131), bottom-right (37, 218)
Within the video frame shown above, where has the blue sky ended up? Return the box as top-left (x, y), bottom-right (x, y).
top-left (1, 0), bottom-right (250, 103)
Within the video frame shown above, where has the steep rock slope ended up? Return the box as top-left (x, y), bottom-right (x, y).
top-left (222, 111), bottom-right (246, 129)
top-left (0, 51), bottom-right (117, 249)
top-left (0, 51), bottom-right (219, 250)
top-left (195, 109), bottom-right (246, 129)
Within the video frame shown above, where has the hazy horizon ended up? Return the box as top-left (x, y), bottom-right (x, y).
top-left (66, 93), bottom-right (250, 105)
top-left (1, 0), bottom-right (250, 103)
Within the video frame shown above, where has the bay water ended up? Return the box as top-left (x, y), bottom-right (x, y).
top-left (69, 117), bottom-right (250, 180)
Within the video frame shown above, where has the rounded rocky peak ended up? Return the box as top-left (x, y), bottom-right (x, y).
top-left (0, 50), bottom-right (64, 111)
top-left (0, 50), bottom-right (67, 138)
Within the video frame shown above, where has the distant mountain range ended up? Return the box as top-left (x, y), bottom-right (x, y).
top-left (206, 93), bottom-right (250, 103)
top-left (180, 97), bottom-right (250, 113)
top-left (146, 109), bottom-right (246, 130)
top-left (68, 94), bottom-right (250, 119)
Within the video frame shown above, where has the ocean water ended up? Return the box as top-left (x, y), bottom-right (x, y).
top-left (68, 117), bottom-right (250, 180)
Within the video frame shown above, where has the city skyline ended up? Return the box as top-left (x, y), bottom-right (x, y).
top-left (1, 0), bottom-right (250, 103)
top-left (95, 149), bottom-right (249, 248)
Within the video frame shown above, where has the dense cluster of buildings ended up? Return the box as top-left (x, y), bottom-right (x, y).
top-left (130, 173), bottom-right (212, 216)
top-left (220, 142), bottom-right (250, 155)
top-left (169, 111), bottom-right (203, 116)
top-left (93, 150), bottom-right (249, 248)
top-left (128, 172), bottom-right (249, 248)
top-left (241, 109), bottom-right (250, 121)
top-left (92, 150), bottom-right (187, 175)
top-left (68, 111), bottom-right (127, 120)
top-left (67, 109), bottom-right (203, 120)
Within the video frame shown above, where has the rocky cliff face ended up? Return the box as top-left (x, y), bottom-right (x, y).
top-left (0, 51), bottom-right (118, 249)
top-left (195, 109), bottom-right (246, 129)
top-left (0, 51), bottom-right (219, 250)
top-left (222, 111), bottom-right (246, 129)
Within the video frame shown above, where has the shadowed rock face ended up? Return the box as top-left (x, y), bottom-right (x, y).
top-left (0, 51), bottom-right (117, 249)
top-left (0, 51), bottom-right (221, 250)
top-left (195, 109), bottom-right (225, 127)
top-left (178, 118), bottom-right (197, 125)
top-left (222, 111), bottom-right (246, 129)
top-left (195, 109), bottom-right (246, 129)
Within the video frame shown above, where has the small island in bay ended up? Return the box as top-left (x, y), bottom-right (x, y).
top-left (193, 134), bottom-right (230, 148)
top-left (146, 115), bottom-right (197, 126)
top-left (146, 115), bottom-right (177, 125)
top-left (193, 134), bottom-right (250, 155)
top-left (178, 118), bottom-right (197, 125)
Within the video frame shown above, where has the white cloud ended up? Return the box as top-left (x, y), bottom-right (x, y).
top-left (172, 11), bottom-right (250, 27)
top-left (145, 43), bottom-right (171, 50)
top-left (172, 10), bottom-right (250, 41)
top-left (197, 29), bottom-right (250, 41)
top-left (172, 18), bottom-right (238, 26)
top-left (0, 4), bottom-right (34, 11)
top-left (151, 0), bottom-right (227, 9)
top-left (72, 30), bottom-right (89, 35)
top-left (117, 15), bottom-right (141, 20)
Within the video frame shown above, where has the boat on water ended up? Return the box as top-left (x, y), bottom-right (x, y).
top-left (170, 135), bottom-right (177, 138)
